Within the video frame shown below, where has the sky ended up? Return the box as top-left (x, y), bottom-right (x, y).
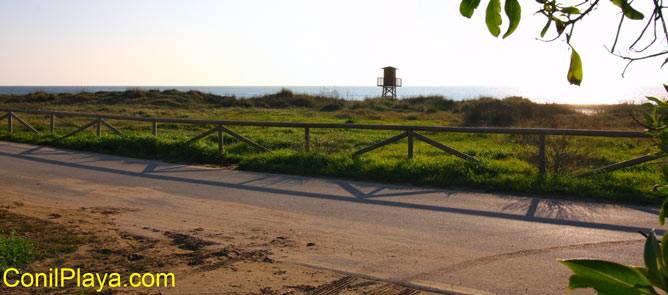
top-left (0, 0), bottom-right (666, 103)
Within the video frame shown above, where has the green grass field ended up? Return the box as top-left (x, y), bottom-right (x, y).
top-left (0, 89), bottom-right (662, 204)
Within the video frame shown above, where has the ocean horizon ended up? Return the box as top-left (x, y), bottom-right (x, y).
top-left (0, 85), bottom-right (664, 104)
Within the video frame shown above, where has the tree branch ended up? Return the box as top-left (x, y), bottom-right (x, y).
top-left (611, 12), bottom-right (625, 52)
top-left (565, 0), bottom-right (600, 25)
top-left (628, 110), bottom-right (668, 131)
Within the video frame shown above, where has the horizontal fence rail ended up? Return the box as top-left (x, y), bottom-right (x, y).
top-left (0, 107), bottom-right (658, 176)
top-left (0, 107), bottom-right (652, 138)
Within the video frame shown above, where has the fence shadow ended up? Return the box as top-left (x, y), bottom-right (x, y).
top-left (0, 147), bottom-right (661, 235)
top-left (500, 197), bottom-right (610, 220)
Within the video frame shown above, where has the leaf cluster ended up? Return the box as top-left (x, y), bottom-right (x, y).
top-left (460, 0), bottom-right (521, 38)
top-left (459, 0), bottom-right (664, 85)
top-left (560, 230), bottom-right (667, 295)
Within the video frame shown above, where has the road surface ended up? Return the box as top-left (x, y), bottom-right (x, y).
top-left (0, 141), bottom-right (660, 294)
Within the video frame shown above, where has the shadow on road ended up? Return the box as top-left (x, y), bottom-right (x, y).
top-left (501, 197), bottom-right (607, 220)
top-left (0, 148), bottom-right (661, 235)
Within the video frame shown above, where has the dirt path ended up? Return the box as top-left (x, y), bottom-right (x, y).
top-left (0, 198), bottom-right (440, 295)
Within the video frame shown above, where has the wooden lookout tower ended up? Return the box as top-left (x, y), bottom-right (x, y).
top-left (377, 66), bottom-right (402, 99)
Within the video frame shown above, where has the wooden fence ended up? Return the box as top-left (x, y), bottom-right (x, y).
top-left (0, 107), bottom-right (658, 177)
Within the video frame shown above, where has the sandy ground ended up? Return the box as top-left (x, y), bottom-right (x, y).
top-left (0, 180), bottom-right (443, 295)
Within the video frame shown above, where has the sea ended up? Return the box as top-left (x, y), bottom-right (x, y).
top-left (0, 86), bottom-right (664, 104)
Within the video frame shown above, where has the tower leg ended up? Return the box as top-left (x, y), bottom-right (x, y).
top-left (382, 86), bottom-right (397, 99)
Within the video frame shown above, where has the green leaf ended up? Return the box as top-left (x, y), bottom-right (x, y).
top-left (644, 231), bottom-right (667, 291)
top-left (558, 259), bottom-right (657, 294)
top-left (663, 84), bottom-right (668, 95)
top-left (659, 197), bottom-right (668, 225)
top-left (485, 0), bottom-right (502, 37)
top-left (644, 112), bottom-right (656, 126)
top-left (655, 188), bottom-right (668, 197)
top-left (555, 19), bottom-right (566, 36)
top-left (567, 46), bottom-right (583, 86)
top-left (460, 0), bottom-right (482, 18)
top-left (647, 97), bottom-right (662, 104)
top-left (540, 18), bottom-right (552, 38)
top-left (560, 7), bottom-right (580, 14)
top-left (662, 230), bottom-right (668, 277)
top-left (647, 97), bottom-right (665, 107)
top-left (502, 0), bottom-right (521, 38)
top-left (635, 266), bottom-right (650, 278)
top-left (610, 0), bottom-right (645, 20)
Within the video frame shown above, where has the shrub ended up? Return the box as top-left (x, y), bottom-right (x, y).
top-left (320, 103), bottom-right (343, 112)
top-left (291, 97), bottom-right (313, 107)
top-left (122, 88), bottom-right (146, 99)
top-left (522, 136), bottom-right (599, 174)
top-left (459, 96), bottom-right (574, 126)
top-left (277, 88), bottom-right (294, 97)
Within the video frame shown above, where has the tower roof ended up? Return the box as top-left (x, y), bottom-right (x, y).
top-left (382, 66), bottom-right (397, 69)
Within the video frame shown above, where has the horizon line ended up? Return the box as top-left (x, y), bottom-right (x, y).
top-left (0, 85), bottom-right (661, 88)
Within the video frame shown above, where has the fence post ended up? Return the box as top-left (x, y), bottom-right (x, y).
top-left (408, 131), bottom-right (414, 159)
top-left (152, 121), bottom-right (158, 137)
top-left (218, 125), bottom-right (224, 153)
top-left (8, 112), bottom-right (12, 133)
top-left (538, 134), bottom-right (546, 174)
top-left (50, 114), bottom-right (55, 134)
top-left (96, 118), bottom-right (101, 136)
top-left (304, 127), bottom-right (310, 152)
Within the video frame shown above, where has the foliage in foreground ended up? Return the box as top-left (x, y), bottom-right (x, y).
top-left (459, 0), bottom-right (667, 86)
top-left (559, 224), bottom-right (668, 295)
top-left (559, 85), bottom-right (668, 294)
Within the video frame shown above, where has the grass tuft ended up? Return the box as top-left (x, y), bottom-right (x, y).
top-left (0, 231), bottom-right (35, 272)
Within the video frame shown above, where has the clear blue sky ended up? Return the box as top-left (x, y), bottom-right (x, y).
top-left (0, 0), bottom-right (665, 103)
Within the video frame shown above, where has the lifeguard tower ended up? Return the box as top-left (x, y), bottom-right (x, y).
top-left (377, 66), bottom-right (402, 99)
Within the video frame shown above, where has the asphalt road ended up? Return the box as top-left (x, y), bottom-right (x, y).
top-left (0, 141), bottom-right (660, 295)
